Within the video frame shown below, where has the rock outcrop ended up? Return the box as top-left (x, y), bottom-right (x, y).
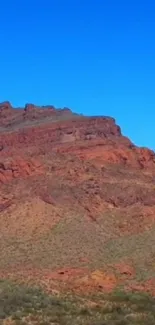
top-left (0, 158), bottom-right (43, 183)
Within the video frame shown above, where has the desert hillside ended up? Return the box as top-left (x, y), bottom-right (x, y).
top-left (1, 101), bottom-right (155, 295)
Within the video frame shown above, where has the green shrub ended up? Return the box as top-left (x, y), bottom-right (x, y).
top-left (0, 280), bottom-right (155, 324)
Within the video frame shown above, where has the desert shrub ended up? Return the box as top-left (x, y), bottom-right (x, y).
top-left (0, 280), bottom-right (155, 324)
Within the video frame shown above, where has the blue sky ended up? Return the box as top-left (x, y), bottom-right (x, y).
top-left (0, 0), bottom-right (155, 149)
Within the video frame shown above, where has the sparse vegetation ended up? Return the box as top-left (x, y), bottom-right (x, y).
top-left (0, 280), bottom-right (155, 324)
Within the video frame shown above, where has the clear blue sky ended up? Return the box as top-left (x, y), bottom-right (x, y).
top-left (0, 0), bottom-right (155, 149)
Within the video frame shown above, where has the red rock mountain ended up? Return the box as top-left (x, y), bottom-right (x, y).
top-left (1, 101), bottom-right (155, 294)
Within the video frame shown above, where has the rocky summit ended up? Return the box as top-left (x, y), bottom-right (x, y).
top-left (1, 101), bottom-right (155, 295)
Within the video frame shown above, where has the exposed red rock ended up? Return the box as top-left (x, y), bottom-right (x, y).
top-left (0, 197), bottom-right (13, 212)
top-left (113, 262), bottom-right (135, 278)
top-left (74, 270), bottom-right (118, 293)
top-left (0, 157), bottom-right (43, 183)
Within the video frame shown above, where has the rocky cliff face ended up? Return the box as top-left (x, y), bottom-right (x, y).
top-left (1, 101), bottom-right (155, 294)
top-left (0, 101), bottom-right (76, 128)
top-left (0, 101), bottom-right (155, 172)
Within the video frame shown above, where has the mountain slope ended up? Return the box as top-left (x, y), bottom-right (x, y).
top-left (1, 101), bottom-right (155, 295)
